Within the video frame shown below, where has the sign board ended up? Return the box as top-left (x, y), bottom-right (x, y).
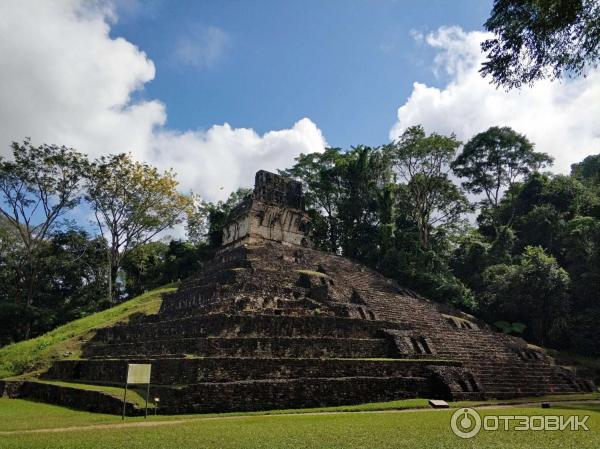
top-left (126, 363), bottom-right (152, 384)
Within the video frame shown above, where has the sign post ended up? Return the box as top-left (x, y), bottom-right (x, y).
top-left (122, 363), bottom-right (152, 420)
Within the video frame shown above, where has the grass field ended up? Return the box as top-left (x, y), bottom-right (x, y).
top-left (0, 398), bottom-right (598, 449)
top-left (0, 285), bottom-right (176, 380)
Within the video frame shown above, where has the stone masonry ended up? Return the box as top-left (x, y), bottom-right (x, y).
top-left (221, 170), bottom-right (311, 248)
top-left (6, 170), bottom-right (595, 414)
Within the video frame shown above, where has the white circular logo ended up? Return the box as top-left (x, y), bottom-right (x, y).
top-left (451, 408), bottom-right (482, 439)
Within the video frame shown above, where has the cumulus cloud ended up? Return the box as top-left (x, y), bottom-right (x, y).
top-left (391, 26), bottom-right (600, 174)
top-left (0, 0), bottom-right (326, 205)
top-left (0, 0), bottom-right (165, 158)
top-left (174, 25), bottom-right (231, 71)
top-left (152, 119), bottom-right (326, 200)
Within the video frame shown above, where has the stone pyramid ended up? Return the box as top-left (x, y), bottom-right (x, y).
top-left (32, 171), bottom-right (596, 413)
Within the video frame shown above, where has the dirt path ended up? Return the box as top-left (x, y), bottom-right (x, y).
top-left (1, 400), bottom-right (598, 436)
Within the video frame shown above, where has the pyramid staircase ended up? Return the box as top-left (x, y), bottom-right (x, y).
top-left (36, 243), bottom-right (594, 414)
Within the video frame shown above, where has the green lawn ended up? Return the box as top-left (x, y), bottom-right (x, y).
top-left (1, 394), bottom-right (598, 432)
top-left (0, 398), bottom-right (434, 432)
top-left (0, 286), bottom-right (176, 379)
top-left (0, 398), bottom-right (598, 449)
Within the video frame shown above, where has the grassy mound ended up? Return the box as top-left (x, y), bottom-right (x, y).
top-left (0, 285), bottom-right (176, 380)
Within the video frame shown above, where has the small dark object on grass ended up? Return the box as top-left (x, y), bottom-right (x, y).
top-left (541, 402), bottom-right (551, 409)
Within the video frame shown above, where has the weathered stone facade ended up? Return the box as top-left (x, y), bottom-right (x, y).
top-left (6, 170), bottom-right (595, 414)
top-left (222, 171), bottom-right (311, 248)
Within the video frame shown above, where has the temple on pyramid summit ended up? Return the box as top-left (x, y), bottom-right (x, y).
top-left (3, 170), bottom-right (595, 414)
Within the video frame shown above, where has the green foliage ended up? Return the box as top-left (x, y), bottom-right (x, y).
top-left (494, 321), bottom-right (527, 335)
top-left (0, 139), bottom-right (88, 241)
top-left (572, 154), bottom-right (600, 182)
top-left (121, 241), bottom-right (169, 297)
top-left (286, 129), bottom-right (475, 311)
top-left (0, 228), bottom-right (108, 346)
top-left (122, 240), bottom-right (209, 298)
top-left (0, 286), bottom-right (175, 379)
top-left (85, 153), bottom-right (192, 303)
top-left (336, 145), bottom-right (395, 263)
top-left (452, 127), bottom-right (552, 209)
top-left (388, 125), bottom-right (470, 249)
top-left (481, 246), bottom-right (570, 345)
top-left (187, 188), bottom-right (252, 248)
top-left (481, 0), bottom-right (600, 88)
top-left (0, 140), bottom-right (89, 338)
top-left (281, 148), bottom-right (346, 252)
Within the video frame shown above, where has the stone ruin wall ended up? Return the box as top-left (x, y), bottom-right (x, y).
top-left (222, 170), bottom-right (311, 248)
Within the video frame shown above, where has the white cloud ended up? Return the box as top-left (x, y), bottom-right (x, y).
top-left (151, 118), bottom-right (326, 200)
top-left (0, 0), bottom-right (165, 158)
top-left (391, 26), bottom-right (600, 174)
top-left (0, 0), bottom-right (326, 207)
top-left (174, 25), bottom-right (231, 71)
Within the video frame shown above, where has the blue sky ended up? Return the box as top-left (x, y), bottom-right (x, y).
top-left (111, 0), bottom-right (492, 148)
top-left (0, 0), bottom-right (598, 205)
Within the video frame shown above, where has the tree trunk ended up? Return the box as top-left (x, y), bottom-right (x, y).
top-left (107, 258), bottom-right (113, 304)
top-left (24, 245), bottom-right (35, 339)
top-left (107, 250), bottom-right (119, 304)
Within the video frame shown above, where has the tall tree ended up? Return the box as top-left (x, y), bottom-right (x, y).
top-left (85, 153), bottom-right (191, 303)
top-left (481, 246), bottom-right (570, 345)
top-left (281, 148), bottom-right (345, 252)
top-left (481, 0), bottom-right (600, 88)
top-left (0, 226), bottom-right (108, 345)
top-left (452, 126), bottom-right (552, 239)
top-left (387, 126), bottom-right (470, 249)
top-left (571, 153), bottom-right (600, 186)
top-left (0, 140), bottom-right (87, 336)
top-left (36, 230), bottom-right (108, 324)
top-left (336, 146), bottom-right (395, 262)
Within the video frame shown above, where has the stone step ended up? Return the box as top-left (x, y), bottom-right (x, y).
top-left (84, 336), bottom-right (396, 359)
top-left (45, 358), bottom-right (458, 385)
top-left (93, 314), bottom-right (411, 343)
top-left (149, 375), bottom-right (432, 414)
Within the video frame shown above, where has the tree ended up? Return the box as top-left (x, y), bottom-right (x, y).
top-left (452, 127), bottom-right (552, 239)
top-left (36, 230), bottom-right (108, 323)
top-left (481, 246), bottom-right (570, 345)
top-left (561, 216), bottom-right (600, 311)
top-left (387, 126), bottom-right (470, 249)
top-left (0, 217), bottom-right (25, 344)
top-left (186, 188), bottom-right (252, 248)
top-left (121, 241), bottom-right (169, 297)
top-left (0, 227), bottom-right (108, 345)
top-left (0, 140), bottom-right (87, 336)
top-left (281, 148), bottom-right (345, 252)
top-left (571, 153), bottom-right (600, 186)
top-left (481, 0), bottom-right (600, 88)
top-left (336, 146), bottom-right (395, 263)
top-left (121, 240), bottom-right (212, 298)
top-left (85, 153), bottom-right (191, 303)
